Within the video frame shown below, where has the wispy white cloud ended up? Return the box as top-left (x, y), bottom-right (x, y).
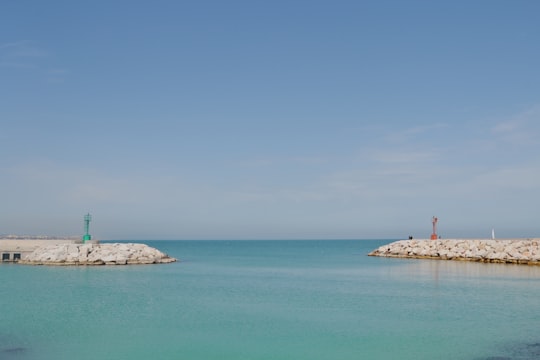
top-left (0, 61), bottom-right (36, 69)
top-left (466, 164), bottom-right (540, 192)
top-left (492, 121), bottom-right (518, 134)
top-left (0, 40), bottom-right (69, 82)
top-left (383, 123), bottom-right (449, 143)
top-left (46, 68), bottom-right (69, 83)
top-left (0, 40), bottom-right (48, 57)
top-left (236, 155), bottom-right (331, 168)
top-left (490, 105), bottom-right (540, 146)
top-left (369, 149), bottom-right (437, 164)
top-left (0, 40), bottom-right (47, 68)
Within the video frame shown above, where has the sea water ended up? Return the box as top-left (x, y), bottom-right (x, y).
top-left (1, 240), bottom-right (540, 360)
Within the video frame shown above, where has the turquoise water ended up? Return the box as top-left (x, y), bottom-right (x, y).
top-left (2, 240), bottom-right (540, 359)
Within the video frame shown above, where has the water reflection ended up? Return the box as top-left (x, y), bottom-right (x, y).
top-left (382, 257), bottom-right (540, 282)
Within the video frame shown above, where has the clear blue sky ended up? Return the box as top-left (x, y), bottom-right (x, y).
top-left (1, 1), bottom-right (539, 239)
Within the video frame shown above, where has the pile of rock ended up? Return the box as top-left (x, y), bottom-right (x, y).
top-left (369, 239), bottom-right (540, 265)
top-left (19, 243), bottom-right (177, 265)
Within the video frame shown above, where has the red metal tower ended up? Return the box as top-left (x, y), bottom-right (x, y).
top-left (431, 216), bottom-right (438, 240)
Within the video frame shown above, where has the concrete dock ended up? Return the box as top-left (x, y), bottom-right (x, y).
top-left (0, 237), bottom-right (84, 262)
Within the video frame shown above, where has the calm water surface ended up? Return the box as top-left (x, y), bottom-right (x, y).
top-left (2, 240), bottom-right (540, 359)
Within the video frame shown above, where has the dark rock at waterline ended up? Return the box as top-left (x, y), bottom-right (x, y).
top-left (1, 347), bottom-right (26, 358)
top-left (511, 342), bottom-right (540, 359)
top-left (479, 342), bottom-right (540, 360)
top-left (525, 342), bottom-right (540, 357)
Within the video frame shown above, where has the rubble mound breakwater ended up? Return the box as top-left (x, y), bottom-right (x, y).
top-left (19, 243), bottom-right (177, 265)
top-left (369, 239), bottom-right (540, 265)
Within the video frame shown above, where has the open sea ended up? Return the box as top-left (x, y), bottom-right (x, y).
top-left (2, 239), bottom-right (540, 360)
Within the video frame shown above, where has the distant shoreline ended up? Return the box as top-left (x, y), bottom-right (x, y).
top-left (0, 235), bottom-right (80, 240)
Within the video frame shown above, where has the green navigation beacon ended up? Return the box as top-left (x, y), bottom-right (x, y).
top-left (83, 213), bottom-right (92, 243)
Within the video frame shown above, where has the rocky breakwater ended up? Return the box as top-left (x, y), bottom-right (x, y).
top-left (369, 239), bottom-right (540, 265)
top-left (19, 243), bottom-right (177, 265)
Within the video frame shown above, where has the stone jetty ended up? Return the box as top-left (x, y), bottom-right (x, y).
top-left (369, 239), bottom-right (540, 265)
top-left (18, 243), bottom-right (177, 265)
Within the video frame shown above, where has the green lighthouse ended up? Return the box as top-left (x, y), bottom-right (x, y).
top-left (83, 213), bottom-right (92, 243)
